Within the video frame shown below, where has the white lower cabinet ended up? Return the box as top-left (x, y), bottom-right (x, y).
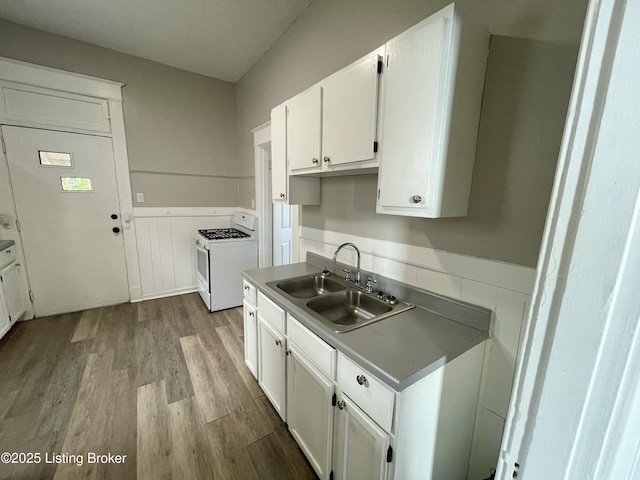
top-left (287, 344), bottom-right (335, 479)
top-left (257, 314), bottom-right (287, 421)
top-left (242, 300), bottom-right (258, 378)
top-left (244, 283), bottom-right (485, 480)
top-left (0, 260), bottom-right (25, 339)
top-left (333, 392), bottom-right (391, 480)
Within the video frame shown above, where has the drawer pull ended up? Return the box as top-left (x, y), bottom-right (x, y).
top-left (249, 311), bottom-right (254, 317)
top-left (275, 339), bottom-right (282, 346)
top-left (337, 400), bottom-right (346, 410)
top-left (356, 375), bottom-right (367, 386)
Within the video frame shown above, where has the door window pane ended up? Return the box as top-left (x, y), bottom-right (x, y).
top-left (39, 151), bottom-right (72, 167)
top-left (60, 177), bottom-right (93, 192)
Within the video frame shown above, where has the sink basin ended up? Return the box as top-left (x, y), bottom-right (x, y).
top-left (307, 290), bottom-right (400, 331)
top-left (274, 273), bottom-right (345, 299)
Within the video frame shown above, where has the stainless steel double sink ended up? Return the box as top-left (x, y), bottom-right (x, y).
top-left (266, 272), bottom-right (414, 333)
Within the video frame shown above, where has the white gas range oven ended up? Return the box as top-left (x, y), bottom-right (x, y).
top-left (195, 212), bottom-right (258, 312)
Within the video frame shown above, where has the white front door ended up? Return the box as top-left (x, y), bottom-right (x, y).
top-left (2, 125), bottom-right (129, 316)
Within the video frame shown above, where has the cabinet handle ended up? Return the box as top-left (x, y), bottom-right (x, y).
top-left (312, 158), bottom-right (319, 164)
top-left (275, 339), bottom-right (282, 346)
top-left (410, 195), bottom-right (422, 204)
top-left (356, 375), bottom-right (367, 386)
top-left (249, 311), bottom-right (254, 317)
top-left (323, 156), bottom-right (330, 163)
top-left (279, 193), bottom-right (286, 199)
top-left (244, 285), bottom-right (249, 290)
top-left (285, 349), bottom-right (291, 356)
top-left (337, 400), bottom-right (346, 410)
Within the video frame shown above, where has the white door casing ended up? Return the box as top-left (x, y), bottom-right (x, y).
top-left (2, 125), bottom-right (129, 316)
top-left (0, 57), bottom-right (141, 312)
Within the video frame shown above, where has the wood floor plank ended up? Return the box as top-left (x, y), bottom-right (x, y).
top-left (137, 298), bottom-right (163, 322)
top-left (167, 396), bottom-right (216, 479)
top-left (180, 335), bottom-right (254, 424)
top-left (224, 307), bottom-right (245, 338)
top-left (216, 324), bottom-right (264, 398)
top-left (246, 432), bottom-right (310, 480)
top-left (137, 381), bottom-right (171, 480)
top-left (71, 307), bottom-right (101, 343)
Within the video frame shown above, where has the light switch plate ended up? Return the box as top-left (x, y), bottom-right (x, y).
top-left (136, 193), bottom-right (144, 203)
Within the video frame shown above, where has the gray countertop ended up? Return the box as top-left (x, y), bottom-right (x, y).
top-left (0, 240), bottom-right (15, 252)
top-left (243, 259), bottom-right (490, 391)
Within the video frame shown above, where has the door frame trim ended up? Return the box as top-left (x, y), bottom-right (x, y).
top-left (0, 56), bottom-right (142, 304)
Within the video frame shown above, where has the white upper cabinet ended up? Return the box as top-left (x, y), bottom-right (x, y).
top-left (376, 3), bottom-right (489, 218)
top-left (285, 48), bottom-right (383, 177)
top-left (270, 103), bottom-right (320, 205)
top-left (321, 51), bottom-right (381, 170)
top-left (288, 85), bottom-right (323, 174)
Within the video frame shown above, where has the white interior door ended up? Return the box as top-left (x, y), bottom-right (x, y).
top-left (2, 125), bottom-right (129, 316)
top-left (273, 203), bottom-right (292, 266)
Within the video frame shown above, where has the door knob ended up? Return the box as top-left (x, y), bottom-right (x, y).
top-left (337, 400), bottom-right (346, 410)
top-left (356, 375), bottom-right (367, 386)
top-left (410, 195), bottom-right (422, 204)
top-left (112, 227), bottom-right (120, 233)
top-left (111, 214), bottom-right (118, 219)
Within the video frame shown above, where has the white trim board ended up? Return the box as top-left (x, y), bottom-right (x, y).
top-left (0, 56), bottom-right (123, 101)
top-left (299, 227), bottom-right (536, 295)
top-left (133, 206), bottom-right (255, 218)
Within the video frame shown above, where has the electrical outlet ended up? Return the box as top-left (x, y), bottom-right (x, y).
top-left (136, 193), bottom-right (144, 203)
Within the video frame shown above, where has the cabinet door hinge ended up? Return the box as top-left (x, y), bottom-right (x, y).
top-left (29, 290), bottom-right (34, 303)
top-left (15, 219), bottom-right (20, 232)
top-left (377, 189), bottom-right (381, 200)
top-left (373, 141), bottom-right (378, 153)
top-left (1, 135), bottom-right (6, 154)
top-left (377, 59), bottom-right (383, 74)
top-left (387, 446), bottom-right (393, 463)
top-left (332, 393), bottom-right (337, 406)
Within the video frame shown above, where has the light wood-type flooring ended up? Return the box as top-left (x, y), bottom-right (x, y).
top-left (0, 293), bottom-right (317, 479)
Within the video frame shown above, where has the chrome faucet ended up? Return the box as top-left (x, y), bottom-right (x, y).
top-left (333, 242), bottom-right (361, 286)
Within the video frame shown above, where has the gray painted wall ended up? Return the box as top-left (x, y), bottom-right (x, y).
top-left (0, 18), bottom-right (239, 208)
top-left (236, 0), bottom-right (587, 267)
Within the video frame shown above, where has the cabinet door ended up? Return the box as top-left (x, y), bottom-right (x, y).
top-left (322, 52), bottom-right (381, 167)
top-left (0, 262), bottom-right (25, 323)
top-left (287, 86), bottom-right (322, 173)
top-left (258, 315), bottom-right (287, 420)
top-left (271, 104), bottom-right (288, 202)
top-left (0, 287), bottom-right (10, 339)
top-left (377, 13), bottom-right (449, 213)
top-left (333, 393), bottom-right (390, 480)
top-left (243, 300), bottom-right (258, 378)
top-left (287, 345), bottom-right (334, 479)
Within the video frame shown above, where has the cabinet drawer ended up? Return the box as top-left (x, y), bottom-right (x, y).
top-left (337, 353), bottom-right (395, 432)
top-left (287, 315), bottom-right (336, 380)
top-left (257, 291), bottom-right (285, 333)
top-left (243, 280), bottom-right (256, 305)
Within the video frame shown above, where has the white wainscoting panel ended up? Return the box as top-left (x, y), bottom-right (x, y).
top-left (133, 208), bottom-right (239, 300)
top-left (298, 226), bottom-right (535, 478)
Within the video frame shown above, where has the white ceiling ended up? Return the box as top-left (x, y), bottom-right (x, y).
top-left (0, 0), bottom-right (312, 82)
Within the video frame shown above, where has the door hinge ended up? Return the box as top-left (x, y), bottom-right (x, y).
top-left (329, 471), bottom-right (334, 480)
top-left (15, 219), bottom-right (20, 232)
top-left (1, 135), bottom-right (5, 154)
top-left (513, 462), bottom-right (520, 478)
top-left (29, 290), bottom-right (34, 303)
top-left (332, 393), bottom-right (337, 406)
top-left (373, 141), bottom-right (378, 153)
top-left (377, 59), bottom-right (383, 74)
top-left (387, 446), bottom-right (393, 463)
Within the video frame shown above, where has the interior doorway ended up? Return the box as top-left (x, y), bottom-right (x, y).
top-left (2, 125), bottom-right (129, 316)
top-left (265, 146), bottom-right (292, 266)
